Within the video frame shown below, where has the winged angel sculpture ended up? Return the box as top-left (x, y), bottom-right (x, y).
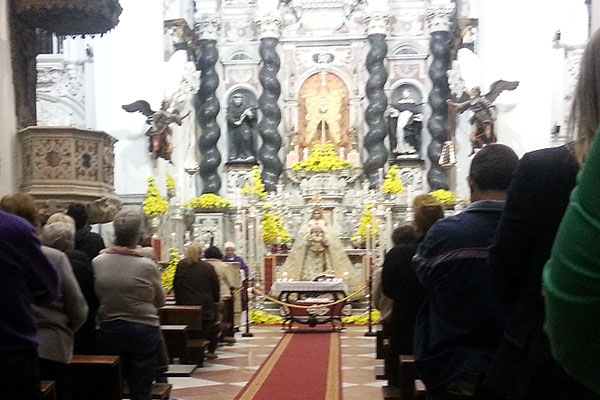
top-left (449, 80), bottom-right (519, 154)
top-left (122, 100), bottom-right (189, 163)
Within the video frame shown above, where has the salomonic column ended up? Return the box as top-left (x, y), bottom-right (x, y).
top-left (256, 10), bottom-right (283, 192)
top-left (364, 11), bottom-right (389, 189)
top-left (426, 3), bottom-right (455, 190)
top-left (195, 14), bottom-right (222, 194)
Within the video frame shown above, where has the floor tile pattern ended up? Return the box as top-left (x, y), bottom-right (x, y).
top-left (169, 325), bottom-right (383, 400)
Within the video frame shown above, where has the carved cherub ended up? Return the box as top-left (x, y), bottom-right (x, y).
top-left (122, 100), bottom-right (189, 163)
top-left (449, 80), bottom-right (519, 154)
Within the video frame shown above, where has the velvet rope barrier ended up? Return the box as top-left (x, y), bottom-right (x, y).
top-left (251, 286), bottom-right (368, 309)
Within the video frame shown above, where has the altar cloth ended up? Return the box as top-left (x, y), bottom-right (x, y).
top-left (270, 280), bottom-right (348, 297)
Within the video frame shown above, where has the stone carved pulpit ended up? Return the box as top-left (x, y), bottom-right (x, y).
top-left (19, 127), bottom-right (121, 223)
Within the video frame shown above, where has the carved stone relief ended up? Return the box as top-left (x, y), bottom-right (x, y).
top-left (390, 11), bottom-right (426, 37)
top-left (284, 0), bottom-right (362, 36)
top-left (225, 169), bottom-right (251, 194)
top-left (223, 18), bottom-right (256, 42)
top-left (426, 3), bottom-right (455, 33)
top-left (75, 139), bottom-right (100, 182)
top-left (256, 10), bottom-right (282, 39)
top-left (389, 62), bottom-right (427, 84)
top-left (19, 127), bottom-right (120, 224)
top-left (36, 55), bottom-right (85, 127)
top-left (195, 14), bottom-right (221, 40)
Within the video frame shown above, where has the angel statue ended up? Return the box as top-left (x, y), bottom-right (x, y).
top-left (122, 100), bottom-right (189, 163)
top-left (449, 80), bottom-right (519, 154)
top-left (278, 206), bottom-right (358, 290)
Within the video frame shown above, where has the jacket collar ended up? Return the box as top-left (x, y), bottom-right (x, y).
top-left (465, 200), bottom-right (505, 213)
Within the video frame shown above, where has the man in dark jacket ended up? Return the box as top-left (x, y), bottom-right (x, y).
top-left (412, 144), bottom-right (518, 399)
top-left (66, 203), bottom-right (105, 261)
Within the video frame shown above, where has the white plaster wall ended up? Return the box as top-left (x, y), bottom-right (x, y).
top-left (93, 0), bottom-right (164, 195)
top-left (0, 0), bottom-right (17, 195)
top-left (453, 0), bottom-right (588, 200)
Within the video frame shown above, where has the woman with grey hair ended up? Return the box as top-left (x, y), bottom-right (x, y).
top-left (38, 222), bottom-right (88, 400)
top-left (45, 213), bottom-right (100, 355)
top-left (93, 210), bottom-right (166, 400)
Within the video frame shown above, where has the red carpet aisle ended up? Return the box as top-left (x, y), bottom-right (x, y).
top-left (235, 333), bottom-right (342, 400)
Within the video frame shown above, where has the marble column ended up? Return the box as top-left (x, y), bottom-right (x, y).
top-left (0, 0), bottom-right (18, 195)
top-left (426, 3), bottom-right (455, 190)
top-left (195, 14), bottom-right (222, 194)
top-left (364, 12), bottom-right (389, 189)
top-left (256, 11), bottom-right (283, 193)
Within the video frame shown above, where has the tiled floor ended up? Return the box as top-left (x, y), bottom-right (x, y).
top-left (169, 326), bottom-right (384, 400)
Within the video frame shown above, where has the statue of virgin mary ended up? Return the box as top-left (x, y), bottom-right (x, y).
top-left (279, 207), bottom-right (357, 288)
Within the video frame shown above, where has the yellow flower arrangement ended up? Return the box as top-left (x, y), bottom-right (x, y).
top-left (291, 143), bottom-right (354, 172)
top-left (143, 177), bottom-right (169, 217)
top-left (185, 194), bottom-right (233, 210)
top-left (382, 166), bottom-right (405, 195)
top-left (250, 310), bottom-right (284, 324)
top-left (166, 174), bottom-right (176, 198)
top-left (241, 166), bottom-right (267, 199)
top-left (262, 205), bottom-right (291, 244)
top-left (352, 205), bottom-right (380, 245)
top-left (161, 248), bottom-right (180, 292)
top-left (430, 189), bottom-right (457, 206)
top-left (341, 310), bottom-right (381, 325)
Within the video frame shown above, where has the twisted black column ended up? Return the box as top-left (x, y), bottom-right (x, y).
top-left (257, 37), bottom-right (282, 192)
top-left (196, 39), bottom-right (221, 194)
top-left (427, 31), bottom-right (451, 190)
top-left (364, 34), bottom-right (388, 189)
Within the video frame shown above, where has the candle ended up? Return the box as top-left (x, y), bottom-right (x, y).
top-left (241, 210), bottom-right (247, 261)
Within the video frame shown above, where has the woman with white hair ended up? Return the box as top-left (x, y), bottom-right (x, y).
top-left (38, 222), bottom-right (88, 400)
top-left (93, 210), bottom-right (166, 400)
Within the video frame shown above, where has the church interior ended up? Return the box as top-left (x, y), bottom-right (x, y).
top-left (2, 0), bottom-right (600, 399)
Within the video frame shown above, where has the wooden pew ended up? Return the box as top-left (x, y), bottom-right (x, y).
top-left (123, 382), bottom-right (172, 400)
top-left (158, 305), bottom-right (203, 333)
top-left (399, 355), bottom-right (417, 400)
top-left (160, 325), bottom-right (198, 376)
top-left (382, 355), bottom-right (425, 400)
top-left (70, 355), bottom-right (122, 400)
top-left (414, 380), bottom-right (427, 400)
top-left (40, 380), bottom-right (56, 400)
top-left (158, 306), bottom-right (208, 366)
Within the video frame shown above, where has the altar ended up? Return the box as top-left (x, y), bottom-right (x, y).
top-left (270, 280), bottom-right (350, 332)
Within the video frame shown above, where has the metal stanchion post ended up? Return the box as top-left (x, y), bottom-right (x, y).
top-left (365, 257), bottom-right (376, 337)
top-left (242, 278), bottom-right (254, 337)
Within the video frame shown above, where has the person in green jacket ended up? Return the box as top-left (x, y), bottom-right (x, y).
top-left (543, 28), bottom-right (600, 396)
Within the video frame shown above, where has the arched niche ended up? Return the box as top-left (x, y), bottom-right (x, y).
top-left (297, 72), bottom-right (350, 152)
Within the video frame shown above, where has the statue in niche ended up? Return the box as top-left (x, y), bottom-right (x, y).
top-left (122, 100), bottom-right (189, 163)
top-left (227, 90), bottom-right (258, 162)
top-left (279, 206), bottom-right (355, 284)
top-left (449, 80), bottom-right (519, 154)
top-left (387, 87), bottom-right (423, 158)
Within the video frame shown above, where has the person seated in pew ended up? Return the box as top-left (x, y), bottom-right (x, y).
top-left (93, 210), bottom-right (166, 400)
top-left (174, 241), bottom-right (221, 360)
